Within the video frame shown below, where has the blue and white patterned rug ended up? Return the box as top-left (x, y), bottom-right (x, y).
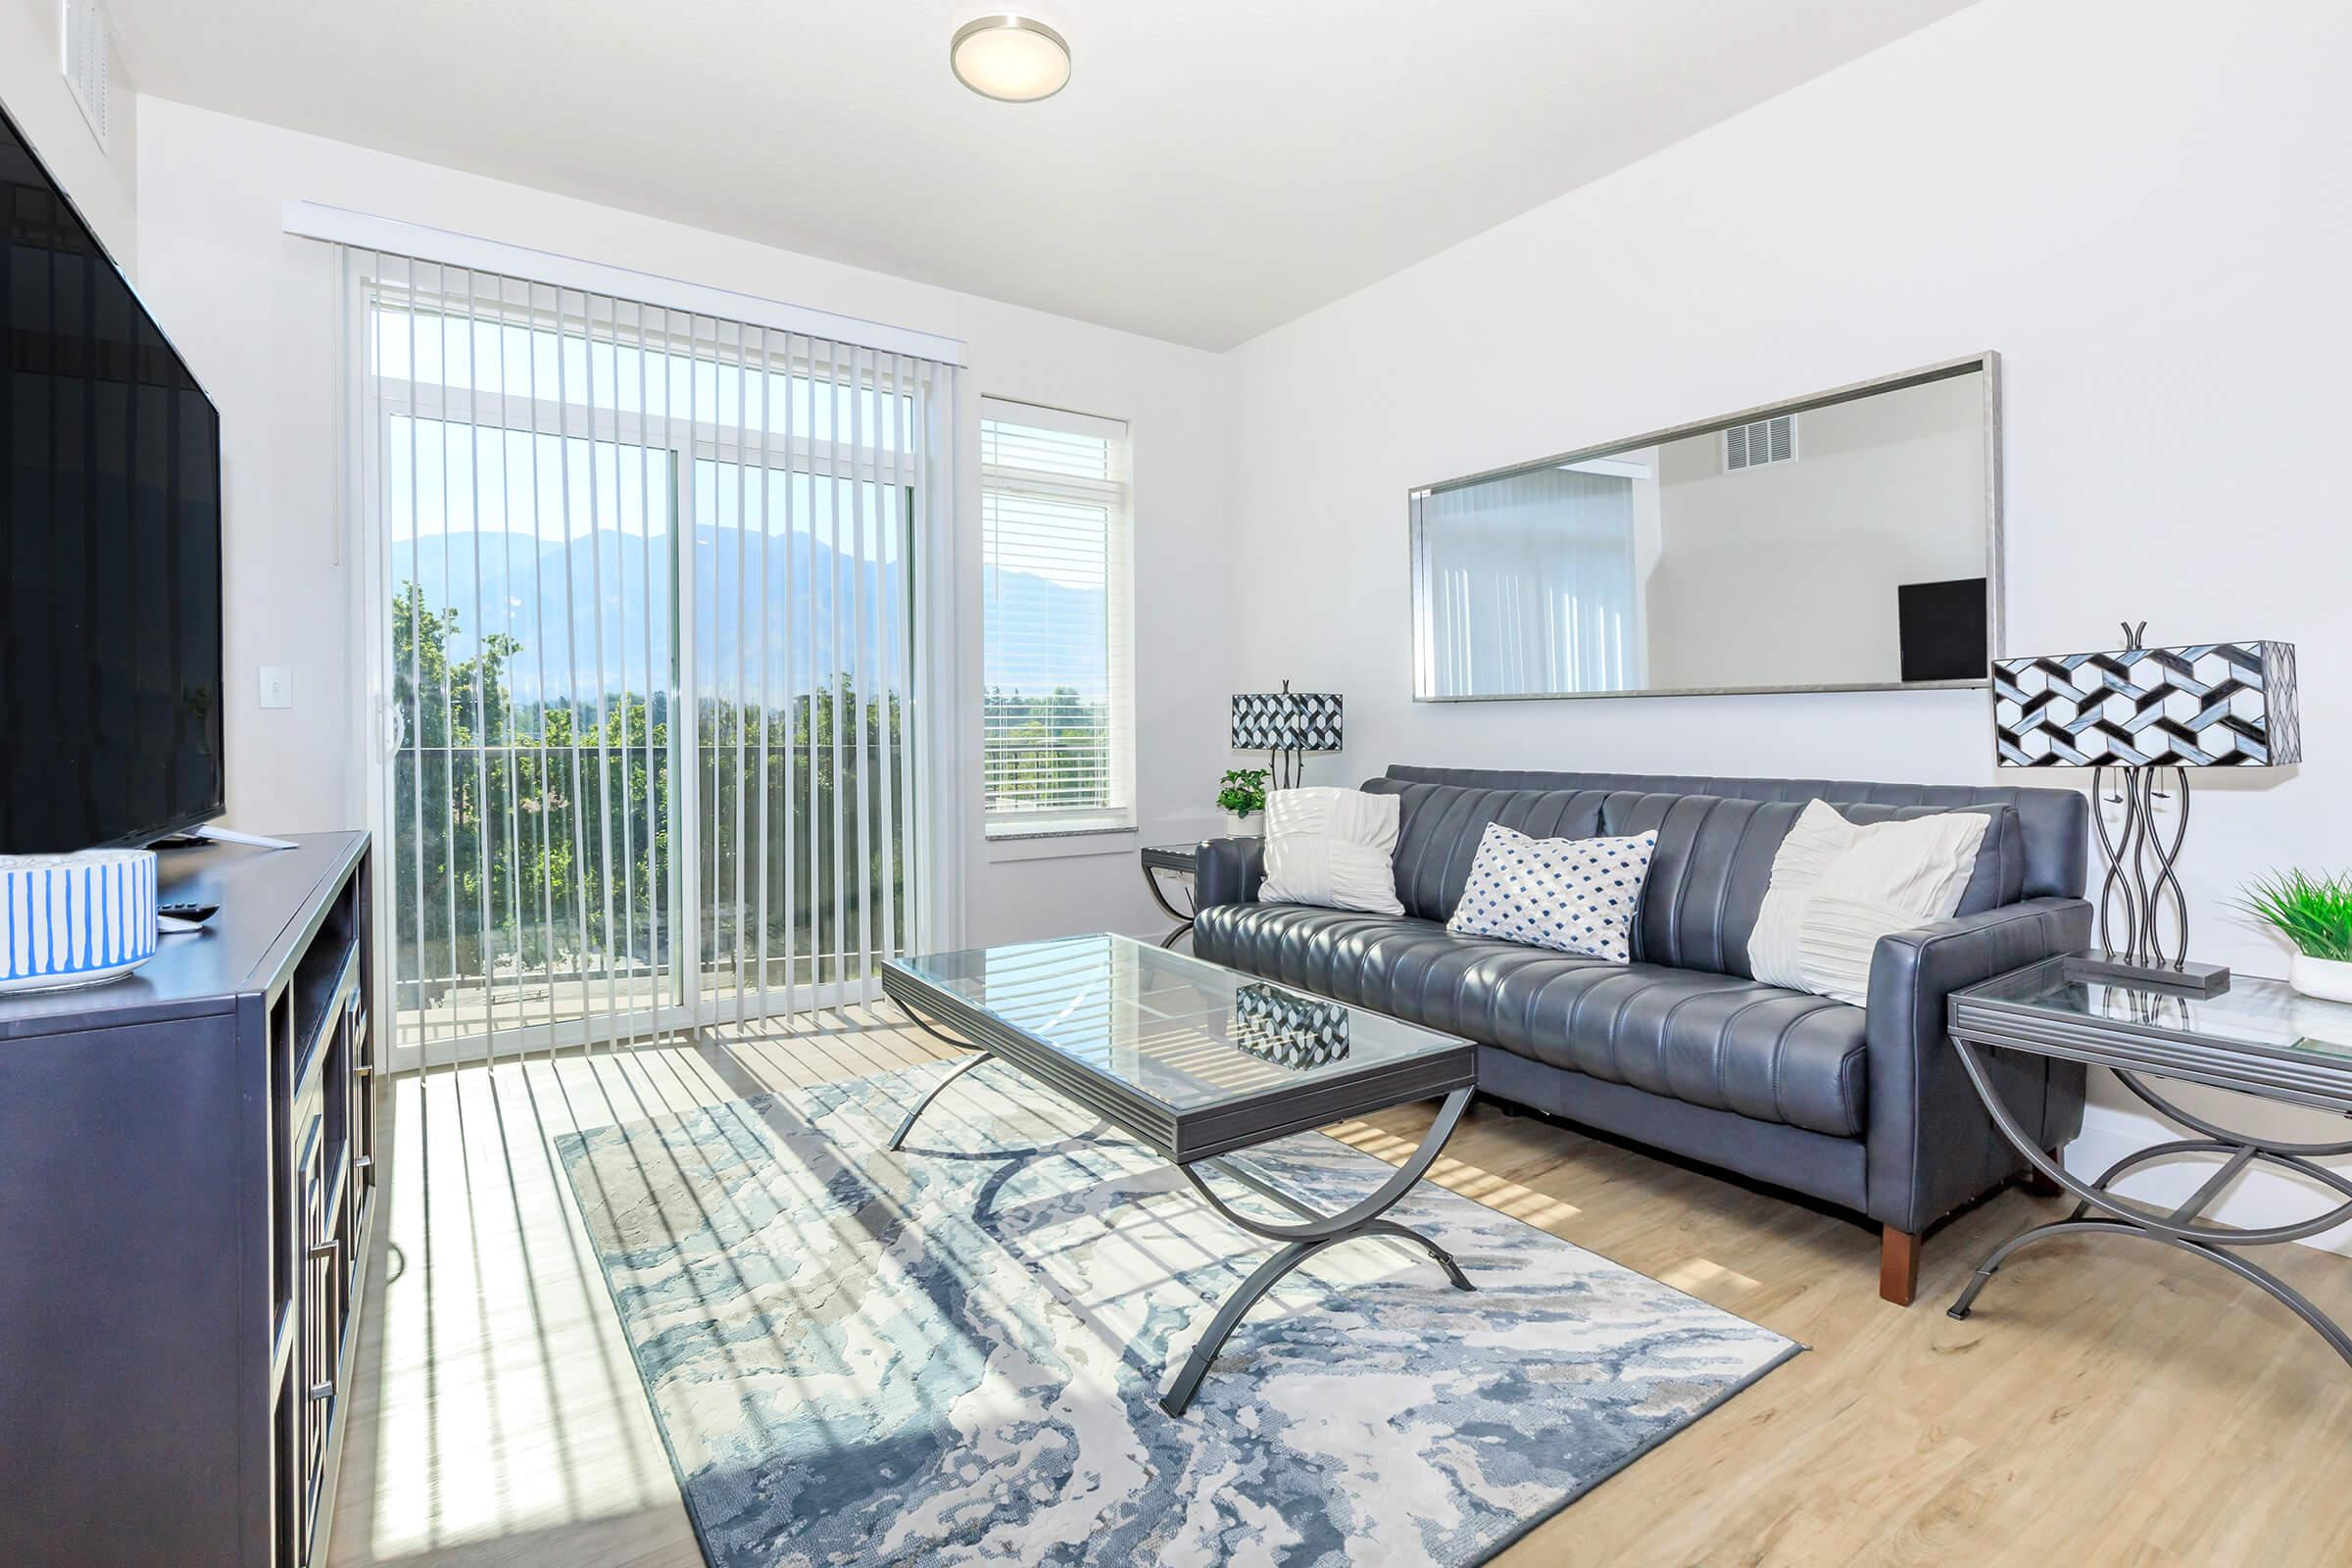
top-left (553, 1065), bottom-right (1798, 1567)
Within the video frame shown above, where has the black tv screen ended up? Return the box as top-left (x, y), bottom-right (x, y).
top-left (1, 101), bottom-right (222, 854)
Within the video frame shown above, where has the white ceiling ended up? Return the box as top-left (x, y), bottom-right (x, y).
top-left (110, 1), bottom-right (1978, 350)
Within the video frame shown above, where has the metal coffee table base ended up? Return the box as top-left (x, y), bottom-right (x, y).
top-left (1161, 1085), bottom-right (1476, 1416)
top-left (884, 1001), bottom-right (1477, 1416)
top-left (885, 1046), bottom-right (991, 1152)
top-left (1946, 1037), bottom-right (2352, 1366)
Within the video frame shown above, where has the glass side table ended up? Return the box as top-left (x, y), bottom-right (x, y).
top-left (1945, 956), bottom-right (2352, 1366)
top-left (1140, 843), bottom-right (1201, 949)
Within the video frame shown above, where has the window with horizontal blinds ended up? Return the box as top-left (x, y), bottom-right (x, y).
top-left (980, 398), bottom-right (1133, 835)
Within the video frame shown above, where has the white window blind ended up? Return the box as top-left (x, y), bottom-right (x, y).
top-left (980, 398), bottom-right (1133, 835)
top-left (336, 247), bottom-right (959, 1069)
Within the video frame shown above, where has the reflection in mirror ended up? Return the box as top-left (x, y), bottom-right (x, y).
top-left (1412, 357), bottom-right (1997, 700)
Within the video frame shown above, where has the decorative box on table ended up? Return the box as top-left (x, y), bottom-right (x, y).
top-left (0, 849), bottom-right (159, 993)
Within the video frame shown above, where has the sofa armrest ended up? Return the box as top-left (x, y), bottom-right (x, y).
top-left (1863, 896), bottom-right (2093, 1234)
top-left (1194, 836), bottom-right (1267, 910)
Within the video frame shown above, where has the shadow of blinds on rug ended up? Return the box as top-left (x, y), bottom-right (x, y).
top-left (337, 251), bottom-right (957, 1071)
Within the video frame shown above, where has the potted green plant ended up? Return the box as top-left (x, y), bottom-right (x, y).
top-left (2237, 869), bottom-right (2352, 1002)
top-left (1216, 768), bottom-right (1269, 837)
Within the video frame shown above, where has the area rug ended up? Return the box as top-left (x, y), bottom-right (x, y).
top-left (553, 1065), bottom-right (1798, 1567)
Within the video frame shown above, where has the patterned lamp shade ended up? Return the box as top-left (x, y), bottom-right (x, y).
top-left (1230, 689), bottom-right (1344, 753)
top-left (1994, 639), bottom-right (2301, 768)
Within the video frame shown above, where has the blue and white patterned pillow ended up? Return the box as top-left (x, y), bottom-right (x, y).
top-left (1446, 823), bottom-right (1658, 962)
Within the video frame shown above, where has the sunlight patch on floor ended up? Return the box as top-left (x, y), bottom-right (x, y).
top-left (352, 1068), bottom-right (686, 1562)
top-left (1322, 1116), bottom-right (1584, 1231)
top-left (1656, 1255), bottom-right (1765, 1298)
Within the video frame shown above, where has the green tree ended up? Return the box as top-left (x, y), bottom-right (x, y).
top-left (392, 581), bottom-right (907, 1026)
top-left (983, 684), bottom-right (1112, 811)
top-left (393, 581), bottom-right (669, 1017)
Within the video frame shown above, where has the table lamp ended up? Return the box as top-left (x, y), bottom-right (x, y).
top-left (1231, 680), bottom-right (1344, 790)
top-left (1994, 622), bottom-right (2300, 995)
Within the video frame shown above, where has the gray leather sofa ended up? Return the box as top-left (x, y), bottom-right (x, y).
top-left (1192, 765), bottom-right (2093, 1304)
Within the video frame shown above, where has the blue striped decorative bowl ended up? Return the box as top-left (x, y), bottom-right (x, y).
top-left (0, 849), bottom-right (160, 993)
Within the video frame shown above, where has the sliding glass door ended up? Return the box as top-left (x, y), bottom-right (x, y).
top-left (347, 256), bottom-right (947, 1069)
top-left (383, 403), bottom-right (679, 1054)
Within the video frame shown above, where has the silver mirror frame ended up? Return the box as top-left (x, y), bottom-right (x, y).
top-left (1408, 352), bottom-right (2003, 703)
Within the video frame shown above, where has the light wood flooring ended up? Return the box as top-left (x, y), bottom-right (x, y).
top-left (326, 1005), bottom-right (2352, 1568)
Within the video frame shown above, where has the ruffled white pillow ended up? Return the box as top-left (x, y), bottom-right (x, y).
top-left (1747, 801), bottom-right (1989, 1005)
top-left (1255, 787), bottom-right (1403, 916)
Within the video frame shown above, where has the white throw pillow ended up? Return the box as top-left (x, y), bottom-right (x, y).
top-left (1748, 801), bottom-right (1990, 1006)
top-left (1256, 787), bottom-right (1404, 916)
top-left (1446, 823), bottom-right (1659, 963)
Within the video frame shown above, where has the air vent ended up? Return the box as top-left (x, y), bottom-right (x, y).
top-left (62, 0), bottom-right (110, 151)
top-left (1724, 413), bottom-right (1797, 472)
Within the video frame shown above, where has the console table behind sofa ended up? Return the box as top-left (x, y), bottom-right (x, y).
top-left (1191, 766), bottom-right (2092, 1304)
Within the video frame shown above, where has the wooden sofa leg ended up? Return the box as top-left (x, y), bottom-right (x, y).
top-left (2020, 1147), bottom-right (2065, 1198)
top-left (1880, 1225), bottom-right (1921, 1306)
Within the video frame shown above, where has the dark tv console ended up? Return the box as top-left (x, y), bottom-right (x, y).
top-left (0, 833), bottom-right (377, 1567)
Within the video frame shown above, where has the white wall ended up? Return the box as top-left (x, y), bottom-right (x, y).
top-left (2, 0), bottom-right (138, 270)
top-left (1222, 0), bottom-right (2352, 1248)
top-left (133, 97), bottom-right (1230, 949)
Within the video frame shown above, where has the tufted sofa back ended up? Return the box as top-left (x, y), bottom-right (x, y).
top-left (1362, 766), bottom-right (2083, 979)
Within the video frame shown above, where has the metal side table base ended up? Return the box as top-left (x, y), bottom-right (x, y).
top-left (1944, 1037), bottom-right (2352, 1367)
top-left (1141, 844), bottom-right (1201, 950)
top-left (1160, 1086), bottom-right (1475, 1416)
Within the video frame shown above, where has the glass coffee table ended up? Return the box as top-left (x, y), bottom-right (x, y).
top-left (879, 933), bottom-right (1478, 1415)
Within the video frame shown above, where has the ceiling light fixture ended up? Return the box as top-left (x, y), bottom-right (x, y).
top-left (950, 15), bottom-right (1071, 103)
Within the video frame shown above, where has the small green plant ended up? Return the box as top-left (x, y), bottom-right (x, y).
top-left (1215, 767), bottom-right (1269, 817)
top-left (2237, 869), bottom-right (2352, 961)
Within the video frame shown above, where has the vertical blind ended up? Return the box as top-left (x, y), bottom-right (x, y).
top-left (1418, 466), bottom-right (1641, 697)
top-left (340, 249), bottom-right (957, 1067)
top-left (979, 398), bottom-right (1133, 834)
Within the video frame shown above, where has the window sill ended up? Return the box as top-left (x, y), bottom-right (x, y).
top-left (985, 825), bottom-right (1140, 863)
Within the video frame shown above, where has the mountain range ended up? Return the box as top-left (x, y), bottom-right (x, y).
top-left (392, 526), bottom-right (1105, 699)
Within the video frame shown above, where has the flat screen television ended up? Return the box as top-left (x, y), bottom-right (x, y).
top-left (0, 100), bottom-right (223, 854)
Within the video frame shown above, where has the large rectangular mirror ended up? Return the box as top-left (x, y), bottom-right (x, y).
top-left (1410, 354), bottom-right (2000, 701)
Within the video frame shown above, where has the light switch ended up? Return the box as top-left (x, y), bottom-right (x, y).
top-left (259, 665), bottom-right (292, 710)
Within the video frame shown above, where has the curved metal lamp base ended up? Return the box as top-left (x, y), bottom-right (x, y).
top-left (1948, 1038), bottom-right (2352, 1367)
top-left (1160, 1086), bottom-right (1475, 1416)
